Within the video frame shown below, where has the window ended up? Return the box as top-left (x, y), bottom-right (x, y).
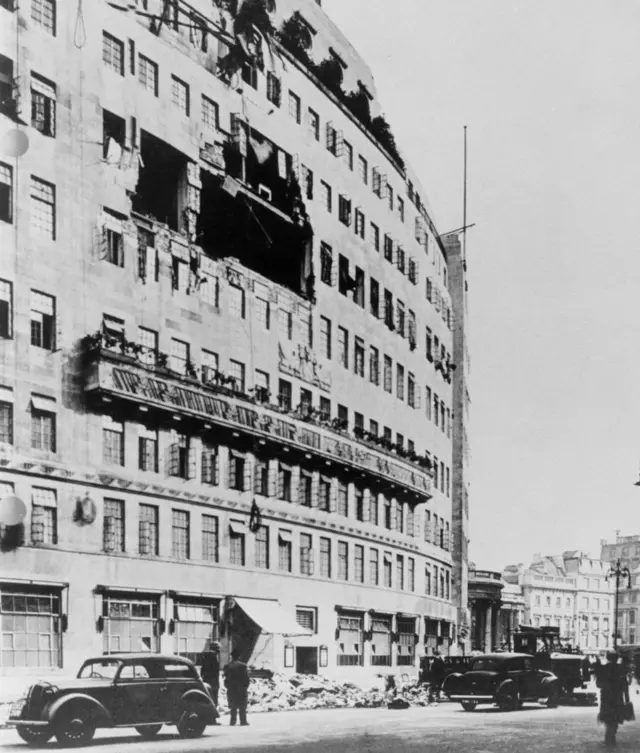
top-left (320, 537), bottom-right (331, 577)
top-left (102, 314), bottom-right (124, 356)
top-left (387, 184), bottom-right (394, 212)
top-left (198, 514), bottom-right (218, 562)
top-left (354, 337), bottom-right (365, 377)
top-left (103, 499), bottom-right (125, 553)
top-left (369, 278), bottom-right (379, 318)
top-left (0, 279), bottom-right (12, 338)
top-left (337, 481), bottom-right (348, 517)
top-left (103, 32), bottom-right (124, 75)
top-left (320, 181), bottom-right (332, 212)
top-left (103, 416), bottom-right (124, 466)
top-left (31, 487), bottom-right (57, 545)
top-left (266, 72), bottom-right (281, 106)
top-left (338, 541), bottom-right (349, 581)
top-left (229, 359), bottom-right (245, 393)
top-left (300, 533), bottom-right (313, 575)
top-left (138, 55), bottom-right (158, 96)
top-left (228, 283), bottom-right (246, 318)
top-left (288, 90), bottom-right (301, 123)
top-left (371, 222), bottom-right (380, 252)
top-left (424, 564), bottom-right (432, 595)
top-left (317, 316), bottom-right (332, 360)
top-left (137, 426), bottom-right (157, 473)
top-left (138, 326), bottom-right (157, 367)
top-left (354, 209), bottom-right (365, 239)
top-left (369, 346), bottom-right (380, 385)
top-left (398, 196), bottom-right (405, 222)
top-left (384, 289), bottom-right (394, 329)
top-left (396, 364), bottom-right (405, 400)
top-left (384, 234), bottom-right (393, 262)
top-left (354, 267), bottom-right (365, 307)
top-left (278, 531), bottom-right (292, 572)
top-left (318, 476), bottom-right (332, 513)
top-left (299, 471), bottom-right (313, 507)
top-left (278, 379), bottom-right (292, 412)
top-left (229, 522), bottom-right (246, 566)
top-left (338, 327), bottom-right (348, 369)
top-left (369, 420), bottom-right (379, 441)
top-left (104, 226), bottom-right (124, 267)
top-left (396, 246), bottom-right (406, 274)
top-left (320, 242), bottom-right (333, 285)
top-left (255, 526), bottom-right (270, 569)
top-left (202, 350), bottom-right (219, 384)
top-left (228, 450), bottom-right (247, 491)
top-left (337, 612), bottom-right (363, 666)
top-left (139, 504), bottom-right (159, 555)
top-left (383, 554), bottom-right (392, 587)
top-left (353, 544), bottom-right (364, 583)
top-left (302, 165), bottom-right (313, 200)
top-left (308, 108), bottom-right (320, 140)
top-left (31, 0), bottom-right (56, 35)
top-left (255, 297), bottom-right (270, 330)
top-left (102, 593), bottom-right (159, 654)
top-left (0, 164), bottom-right (12, 224)
top-left (0, 389), bottom-right (12, 445)
top-left (170, 338), bottom-right (189, 376)
top-left (319, 396), bottom-right (331, 421)
top-left (201, 95), bottom-right (219, 128)
top-left (31, 177), bottom-right (55, 239)
top-left (338, 254), bottom-right (351, 296)
top-left (343, 140), bottom-right (353, 170)
top-left (252, 456), bottom-right (268, 495)
top-left (396, 300), bottom-right (405, 336)
top-left (296, 607), bottom-right (317, 633)
top-left (171, 76), bottom-right (190, 115)
top-left (278, 308), bottom-right (293, 340)
top-left (338, 194), bottom-right (352, 226)
top-left (31, 74), bottom-right (56, 137)
top-left (277, 462), bottom-right (292, 501)
top-left (369, 549), bottom-right (379, 585)
top-left (383, 355), bottom-right (392, 393)
top-left (358, 155), bottom-right (368, 184)
top-left (31, 395), bottom-right (56, 452)
top-left (396, 555), bottom-right (405, 590)
top-left (168, 431), bottom-right (193, 480)
top-left (241, 62), bottom-right (258, 89)
top-left (326, 123), bottom-right (338, 155)
top-left (408, 558), bottom-right (415, 591)
top-left (408, 373), bottom-right (416, 408)
top-left (338, 404), bottom-right (348, 430)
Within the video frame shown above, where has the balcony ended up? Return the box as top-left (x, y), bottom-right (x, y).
top-left (83, 335), bottom-right (432, 498)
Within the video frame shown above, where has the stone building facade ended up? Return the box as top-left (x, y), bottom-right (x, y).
top-left (601, 533), bottom-right (640, 647)
top-left (0, 0), bottom-right (467, 689)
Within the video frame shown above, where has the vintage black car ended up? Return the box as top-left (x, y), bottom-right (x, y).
top-left (442, 652), bottom-right (561, 711)
top-left (7, 653), bottom-right (218, 746)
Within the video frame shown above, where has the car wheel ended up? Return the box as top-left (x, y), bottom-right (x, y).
top-left (54, 710), bottom-right (96, 747)
top-left (498, 692), bottom-right (518, 712)
top-left (136, 724), bottom-right (163, 738)
top-left (177, 705), bottom-right (207, 739)
top-left (461, 701), bottom-right (477, 712)
top-left (546, 688), bottom-right (560, 708)
top-left (16, 726), bottom-right (53, 746)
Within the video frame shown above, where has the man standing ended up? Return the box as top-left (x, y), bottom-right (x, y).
top-left (224, 648), bottom-right (251, 726)
top-left (430, 651), bottom-right (446, 702)
top-left (200, 641), bottom-right (221, 723)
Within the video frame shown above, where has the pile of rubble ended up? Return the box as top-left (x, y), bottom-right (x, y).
top-left (216, 674), bottom-right (433, 715)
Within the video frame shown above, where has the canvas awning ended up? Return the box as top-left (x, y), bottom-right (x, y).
top-left (234, 597), bottom-right (312, 636)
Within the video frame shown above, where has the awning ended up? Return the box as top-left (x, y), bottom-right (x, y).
top-left (234, 597), bottom-right (312, 636)
top-left (31, 395), bottom-right (57, 412)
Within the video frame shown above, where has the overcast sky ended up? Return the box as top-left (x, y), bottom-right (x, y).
top-left (325, 0), bottom-right (640, 570)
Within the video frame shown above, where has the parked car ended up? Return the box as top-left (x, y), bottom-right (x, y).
top-left (7, 653), bottom-right (218, 746)
top-left (442, 652), bottom-right (561, 712)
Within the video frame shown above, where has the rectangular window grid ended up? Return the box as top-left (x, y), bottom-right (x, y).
top-left (138, 55), bottom-right (158, 95)
top-left (139, 504), bottom-right (159, 555)
top-left (171, 75), bottom-right (190, 115)
top-left (278, 533), bottom-right (292, 572)
top-left (201, 95), bottom-right (219, 128)
top-left (103, 498), bottom-right (125, 552)
top-left (254, 526), bottom-right (269, 569)
top-left (172, 509), bottom-right (190, 559)
top-left (30, 177), bottom-right (55, 239)
top-left (102, 32), bottom-right (124, 75)
top-left (31, 408), bottom-right (55, 452)
top-left (0, 586), bottom-right (61, 668)
top-left (102, 594), bottom-right (159, 654)
top-left (202, 515), bottom-right (219, 562)
top-left (31, 488), bottom-right (57, 545)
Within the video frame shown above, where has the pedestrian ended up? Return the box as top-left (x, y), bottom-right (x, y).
top-left (200, 640), bottom-right (221, 723)
top-left (224, 647), bottom-right (251, 726)
top-left (596, 651), bottom-right (632, 747)
top-left (429, 651), bottom-right (445, 702)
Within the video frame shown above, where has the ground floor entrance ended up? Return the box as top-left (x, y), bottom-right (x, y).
top-left (296, 646), bottom-right (318, 675)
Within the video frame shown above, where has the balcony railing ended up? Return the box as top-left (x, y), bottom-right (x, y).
top-left (83, 335), bottom-right (432, 497)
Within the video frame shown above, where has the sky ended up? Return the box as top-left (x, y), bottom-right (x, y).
top-left (325, 0), bottom-right (640, 570)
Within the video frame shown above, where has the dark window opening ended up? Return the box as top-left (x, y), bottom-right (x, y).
top-left (102, 109), bottom-right (126, 160)
top-left (133, 130), bottom-right (189, 231)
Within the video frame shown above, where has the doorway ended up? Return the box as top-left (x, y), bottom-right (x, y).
top-left (296, 646), bottom-right (318, 675)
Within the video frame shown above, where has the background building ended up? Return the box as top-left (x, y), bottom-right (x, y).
top-left (0, 0), bottom-right (468, 691)
top-left (601, 533), bottom-right (640, 648)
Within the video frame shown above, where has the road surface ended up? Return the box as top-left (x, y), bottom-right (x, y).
top-left (1, 700), bottom-right (639, 752)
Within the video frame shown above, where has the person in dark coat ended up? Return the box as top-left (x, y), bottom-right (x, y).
top-left (597, 651), bottom-right (631, 747)
top-left (430, 652), bottom-right (446, 702)
top-left (200, 641), bottom-right (221, 725)
top-left (224, 648), bottom-right (251, 726)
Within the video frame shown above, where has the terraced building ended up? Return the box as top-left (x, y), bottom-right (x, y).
top-left (0, 0), bottom-right (470, 689)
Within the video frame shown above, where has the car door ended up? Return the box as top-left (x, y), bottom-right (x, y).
top-left (113, 659), bottom-right (167, 725)
top-left (160, 660), bottom-right (199, 721)
top-left (520, 657), bottom-right (542, 699)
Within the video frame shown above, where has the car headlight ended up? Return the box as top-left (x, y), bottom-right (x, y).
top-left (10, 698), bottom-right (26, 717)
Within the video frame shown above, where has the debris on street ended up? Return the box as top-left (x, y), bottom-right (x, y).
top-left (214, 674), bottom-right (435, 714)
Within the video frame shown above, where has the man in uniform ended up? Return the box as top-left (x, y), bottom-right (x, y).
top-left (224, 647), bottom-right (251, 726)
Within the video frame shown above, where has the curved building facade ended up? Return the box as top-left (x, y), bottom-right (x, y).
top-left (0, 0), bottom-right (467, 686)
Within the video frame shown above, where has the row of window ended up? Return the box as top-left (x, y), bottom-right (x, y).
top-left (0, 481), bottom-right (451, 595)
top-left (533, 593), bottom-right (611, 612)
top-left (0, 165), bottom-right (55, 238)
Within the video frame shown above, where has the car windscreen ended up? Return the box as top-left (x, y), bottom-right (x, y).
top-left (77, 660), bottom-right (122, 679)
top-left (471, 659), bottom-right (503, 672)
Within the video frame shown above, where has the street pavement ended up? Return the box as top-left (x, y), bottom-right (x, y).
top-left (1, 700), bottom-right (640, 753)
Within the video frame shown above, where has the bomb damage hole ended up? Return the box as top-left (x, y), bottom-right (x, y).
top-left (132, 131), bottom-right (190, 232)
